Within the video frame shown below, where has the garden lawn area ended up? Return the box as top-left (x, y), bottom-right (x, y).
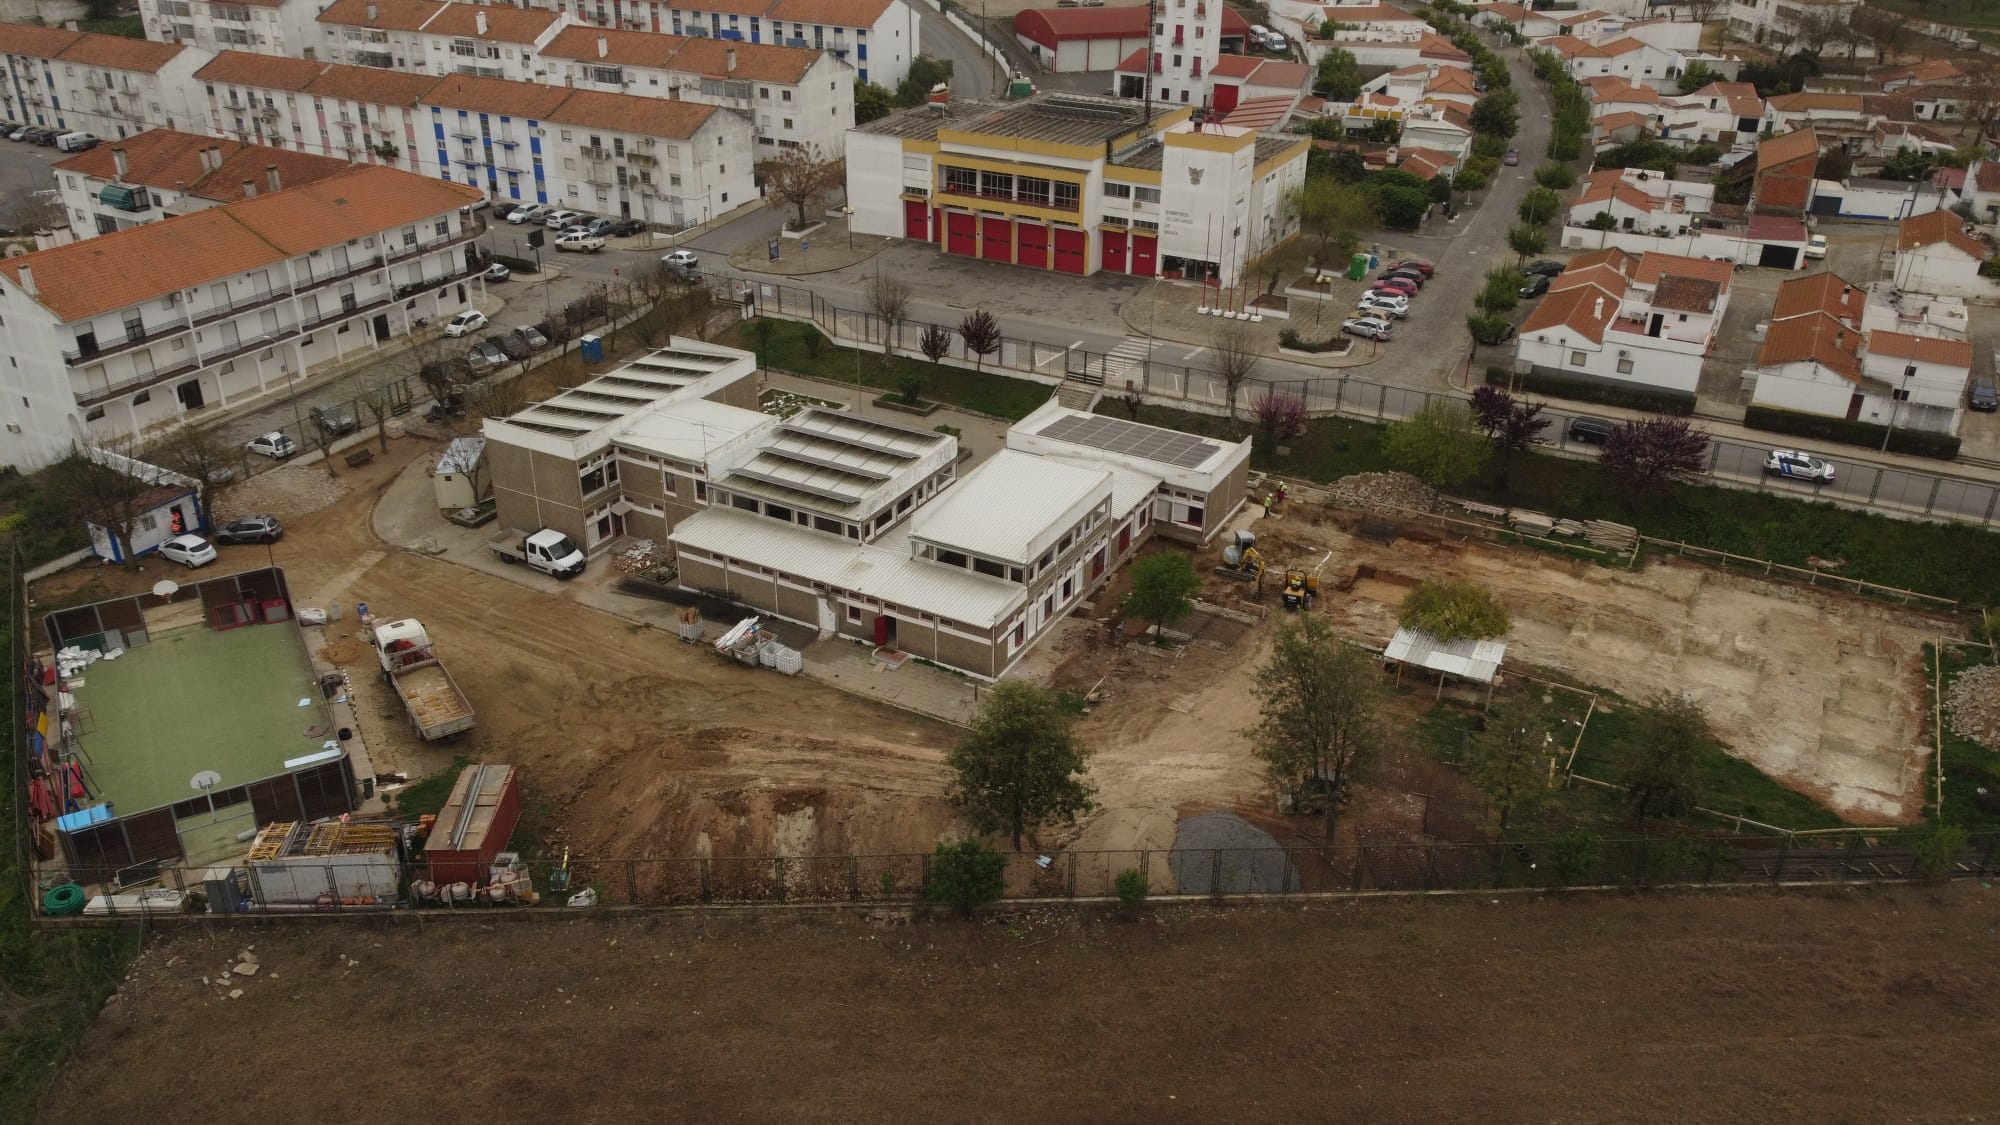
top-left (1114, 402), bottom-right (2000, 607)
top-left (1868, 0), bottom-right (2000, 28)
top-left (721, 319), bottom-right (1055, 421)
top-left (1927, 644), bottom-right (2000, 830)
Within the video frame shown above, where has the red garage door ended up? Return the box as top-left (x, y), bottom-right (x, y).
top-left (981, 216), bottom-right (1013, 262)
top-left (1131, 234), bottom-right (1157, 277)
top-left (945, 211), bottom-right (976, 257)
top-left (1053, 227), bottom-right (1087, 275)
top-left (1102, 229), bottom-right (1127, 273)
top-left (1017, 222), bottom-right (1049, 269)
top-left (902, 199), bottom-right (928, 240)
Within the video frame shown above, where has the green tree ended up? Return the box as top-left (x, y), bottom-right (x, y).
top-left (1383, 400), bottom-right (1490, 487)
top-left (1124, 550), bottom-right (1201, 637)
top-left (1585, 210), bottom-right (1618, 231)
top-left (1426, 174), bottom-right (1454, 206)
top-left (1518, 186), bottom-right (1561, 226)
top-left (1466, 312), bottom-right (1514, 347)
top-left (1475, 266), bottom-right (1520, 315)
top-left (1910, 824), bottom-right (1970, 881)
top-left (945, 681), bottom-right (1095, 849)
top-left (1113, 867), bottom-right (1149, 912)
top-left (1373, 184), bottom-right (1430, 230)
top-left (1453, 167), bottom-right (1488, 198)
top-left (1398, 577), bottom-right (1510, 641)
top-left (894, 55), bottom-right (954, 106)
top-left (1880, 145), bottom-right (1936, 182)
top-left (1469, 88), bottom-right (1519, 138)
top-left (1289, 177), bottom-right (1379, 266)
top-left (1246, 614), bottom-right (1385, 835)
top-left (1549, 828), bottom-right (1601, 886)
top-left (1363, 117), bottom-right (1403, 143)
top-left (1315, 46), bottom-right (1361, 99)
top-left (1506, 223), bottom-right (1546, 263)
top-left (926, 840), bottom-right (1006, 915)
top-left (1624, 692), bottom-right (1707, 822)
top-left (1675, 60), bottom-right (1721, 93)
top-left (1467, 694), bottom-right (1555, 835)
top-left (1532, 162), bottom-right (1575, 190)
top-left (854, 80), bottom-right (893, 124)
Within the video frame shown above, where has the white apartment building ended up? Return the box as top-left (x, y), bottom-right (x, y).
top-left (1567, 168), bottom-right (1714, 235)
top-left (0, 24), bottom-right (210, 140)
top-left (140, 0), bottom-right (323, 59)
top-left (1726, 0), bottom-right (1860, 50)
top-left (1514, 248), bottom-right (1733, 401)
top-left (52, 128), bottom-right (357, 237)
top-left (1750, 272), bottom-right (1968, 433)
top-left (421, 76), bottom-right (757, 223)
top-left (0, 166), bottom-right (484, 470)
top-left (539, 25), bottom-right (854, 155)
top-left (1544, 34), bottom-right (1687, 93)
top-left (1891, 210), bottom-right (1992, 299)
top-left (195, 50), bottom-right (442, 171)
top-left (518, 0), bottom-right (914, 89)
top-left (313, 0), bottom-right (568, 79)
top-left (846, 93), bottom-right (1307, 286)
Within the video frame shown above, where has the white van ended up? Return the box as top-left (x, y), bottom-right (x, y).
top-left (54, 132), bottom-right (98, 152)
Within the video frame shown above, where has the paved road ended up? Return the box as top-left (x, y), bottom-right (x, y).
top-left (0, 139), bottom-right (63, 230)
top-left (918, 1), bottom-right (1000, 99)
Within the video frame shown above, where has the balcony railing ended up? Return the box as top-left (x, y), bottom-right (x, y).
top-left (72, 355), bottom-right (203, 407)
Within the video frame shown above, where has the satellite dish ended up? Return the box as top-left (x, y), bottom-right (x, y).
top-left (4, 245), bottom-right (26, 258)
top-left (151, 579), bottom-right (179, 600)
top-left (190, 770), bottom-right (221, 791)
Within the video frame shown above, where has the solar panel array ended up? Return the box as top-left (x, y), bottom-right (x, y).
top-left (1036, 414), bottom-right (1221, 470)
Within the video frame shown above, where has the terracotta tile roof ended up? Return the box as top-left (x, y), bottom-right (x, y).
top-left (543, 88), bottom-right (719, 139)
top-left (669, 36), bottom-right (821, 83)
top-left (1217, 94), bottom-right (1296, 130)
top-left (223, 164), bottom-right (483, 254)
top-left (1758, 312), bottom-right (1861, 379)
top-left (1745, 214), bottom-right (1806, 241)
top-left (1933, 166), bottom-right (1968, 191)
top-left (1416, 32), bottom-right (1470, 61)
top-left (1210, 54), bottom-right (1260, 79)
top-left (1898, 209), bottom-right (1987, 261)
top-left (543, 26), bottom-right (687, 68)
top-left (196, 50), bottom-right (328, 92)
top-left (1587, 36), bottom-right (1648, 57)
top-left (1557, 9), bottom-right (1610, 23)
top-left (1114, 46), bottom-right (1147, 72)
top-left (1542, 33), bottom-right (1593, 58)
top-left (767, 0), bottom-right (894, 26)
top-left (1756, 126), bottom-right (1820, 167)
top-left (1634, 252), bottom-right (1732, 293)
top-left (1867, 329), bottom-right (1972, 368)
top-left (422, 2), bottom-right (562, 44)
top-left (1770, 270), bottom-right (1864, 324)
top-left (1651, 274), bottom-right (1720, 314)
top-left (1975, 161), bottom-right (2000, 193)
top-left (1862, 94), bottom-right (1915, 120)
top-left (422, 74), bottom-right (571, 119)
top-left (1768, 92), bottom-right (1862, 112)
top-left (1480, 1), bottom-right (1530, 18)
top-left (1574, 169), bottom-right (1654, 212)
top-left (1017, 5), bottom-right (1247, 45)
top-left (1564, 247), bottom-right (1634, 274)
top-left (1594, 110), bottom-right (1649, 133)
top-left (0, 23), bottom-right (85, 60)
top-left (1426, 68), bottom-right (1476, 94)
top-left (1240, 59), bottom-right (1310, 90)
top-left (1521, 284), bottom-right (1618, 344)
top-left (304, 61), bottom-right (442, 105)
top-left (53, 128), bottom-right (356, 203)
top-left (51, 32), bottom-right (186, 73)
top-left (1548, 263), bottom-right (1630, 300)
top-left (315, 0), bottom-right (444, 32)
top-left (1583, 77), bottom-right (1657, 104)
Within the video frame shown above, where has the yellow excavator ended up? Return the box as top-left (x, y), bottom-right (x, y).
top-left (1215, 530), bottom-right (1266, 581)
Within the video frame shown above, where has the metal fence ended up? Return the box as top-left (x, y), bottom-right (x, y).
top-left (716, 274), bottom-right (2000, 530)
top-left (49, 831), bottom-right (2000, 918)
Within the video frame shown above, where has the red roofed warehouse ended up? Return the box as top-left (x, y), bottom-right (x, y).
top-left (1015, 3), bottom-right (1250, 73)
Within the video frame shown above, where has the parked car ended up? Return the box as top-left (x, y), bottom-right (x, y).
top-left (1804, 234), bottom-right (1828, 260)
top-left (1, 123), bottom-right (23, 140)
top-left (309, 403), bottom-right (357, 436)
top-left (469, 339), bottom-right (508, 368)
top-left (1370, 276), bottom-right (1418, 295)
top-left (608, 217), bottom-right (647, 237)
top-left (555, 230), bottom-right (606, 252)
top-left (1521, 260), bottom-right (1565, 277)
top-left (494, 330), bottom-right (533, 360)
top-left (1341, 316), bottom-right (1394, 341)
top-left (212, 515), bottom-right (284, 545)
top-left (515, 324), bottom-right (550, 350)
top-left (1356, 293), bottom-right (1410, 318)
top-left (1567, 416), bottom-right (1614, 444)
top-left (661, 248), bottom-right (701, 280)
top-left (483, 262), bottom-right (512, 282)
top-left (246, 431), bottom-right (297, 459)
top-left (1385, 258), bottom-right (1434, 277)
top-left (1380, 268), bottom-right (1425, 288)
top-left (574, 217), bottom-right (616, 238)
top-left (506, 203), bottom-right (548, 224)
top-left (157, 534), bottom-right (218, 569)
top-left (31, 129), bottom-right (60, 146)
top-left (1764, 449), bottom-right (1835, 482)
top-left (543, 209), bottom-right (584, 229)
top-left (1519, 274), bottom-right (1551, 298)
top-left (1972, 372), bottom-right (1999, 412)
top-left (1504, 148), bottom-right (1520, 165)
top-left (54, 132), bottom-right (99, 152)
top-left (444, 309), bottom-right (488, 337)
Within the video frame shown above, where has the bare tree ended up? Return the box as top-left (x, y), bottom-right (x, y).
top-left (868, 270), bottom-right (911, 363)
top-left (146, 424), bottom-right (239, 505)
top-left (356, 373), bottom-right (409, 453)
top-left (1680, 0), bottom-right (1724, 28)
top-left (757, 144), bottom-right (845, 231)
top-left (4, 192), bottom-right (65, 238)
top-left (918, 322), bottom-right (952, 371)
top-left (1211, 324), bottom-right (1259, 420)
top-left (54, 442), bottom-right (160, 571)
top-left (1786, 5), bottom-right (1844, 55)
top-left (1846, 5), bottom-right (1910, 65)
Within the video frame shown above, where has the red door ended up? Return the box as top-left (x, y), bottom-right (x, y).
top-left (1117, 524), bottom-right (1131, 554)
top-left (1017, 222), bottom-right (1048, 268)
top-left (1131, 234), bottom-right (1157, 277)
top-left (1053, 227), bottom-right (1087, 274)
top-left (1213, 81), bottom-right (1240, 115)
top-left (1102, 229), bottom-right (1127, 273)
top-left (981, 216), bottom-right (1013, 262)
top-left (945, 211), bottom-right (976, 256)
top-left (902, 199), bottom-right (928, 240)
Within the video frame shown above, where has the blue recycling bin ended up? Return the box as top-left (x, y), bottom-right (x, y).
top-left (580, 334), bottom-right (603, 363)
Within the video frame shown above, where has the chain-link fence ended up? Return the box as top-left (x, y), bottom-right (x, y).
top-left (47, 831), bottom-right (2000, 918)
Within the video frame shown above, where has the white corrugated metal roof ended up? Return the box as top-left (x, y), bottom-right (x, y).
top-left (1044, 455), bottom-right (1160, 518)
top-left (618, 398), bottom-right (771, 463)
top-left (436, 436), bottom-right (485, 475)
top-left (910, 449), bottom-right (1109, 564)
top-left (1383, 627), bottom-right (1507, 684)
top-left (670, 507), bottom-right (1026, 627)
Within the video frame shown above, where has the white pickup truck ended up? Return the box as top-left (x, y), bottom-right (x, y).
top-left (371, 617), bottom-right (475, 742)
top-left (487, 527), bottom-right (586, 578)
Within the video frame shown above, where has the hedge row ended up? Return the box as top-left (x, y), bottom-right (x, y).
top-left (1280, 328), bottom-right (1347, 353)
top-left (1484, 365), bottom-right (1696, 417)
top-left (1743, 405), bottom-right (1962, 461)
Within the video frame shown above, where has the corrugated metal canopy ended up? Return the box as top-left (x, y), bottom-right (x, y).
top-left (1383, 628), bottom-right (1506, 684)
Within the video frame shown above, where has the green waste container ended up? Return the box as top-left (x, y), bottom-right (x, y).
top-left (1345, 252), bottom-right (1370, 281)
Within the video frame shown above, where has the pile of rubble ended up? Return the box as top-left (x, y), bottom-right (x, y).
top-left (1944, 662), bottom-right (2000, 750)
top-left (1328, 472), bottom-right (1437, 516)
top-left (611, 539), bottom-right (670, 574)
top-left (227, 461), bottom-right (349, 518)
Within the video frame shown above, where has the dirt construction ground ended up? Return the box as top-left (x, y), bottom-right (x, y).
top-left (40, 886), bottom-right (2000, 1124)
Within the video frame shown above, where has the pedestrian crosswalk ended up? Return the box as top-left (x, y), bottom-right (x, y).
top-left (1095, 336), bottom-right (1152, 388)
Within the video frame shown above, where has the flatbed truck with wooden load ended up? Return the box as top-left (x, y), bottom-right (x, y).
top-left (368, 616), bottom-right (475, 742)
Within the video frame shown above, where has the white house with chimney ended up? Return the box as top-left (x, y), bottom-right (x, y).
top-left (1513, 248), bottom-right (1732, 402)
